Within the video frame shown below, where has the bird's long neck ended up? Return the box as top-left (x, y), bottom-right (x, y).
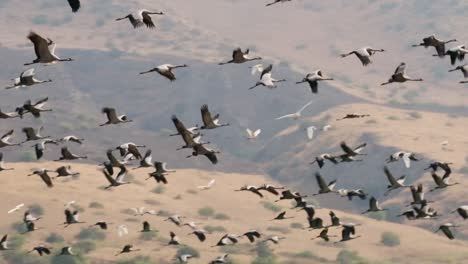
top-left (445, 39), bottom-right (457, 44)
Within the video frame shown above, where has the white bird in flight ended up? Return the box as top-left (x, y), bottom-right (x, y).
top-left (276, 100), bottom-right (313, 120)
top-left (246, 128), bottom-right (261, 140)
top-left (118, 224), bottom-right (129, 237)
top-left (306, 126), bottom-right (316, 140)
top-left (198, 179), bottom-right (216, 190)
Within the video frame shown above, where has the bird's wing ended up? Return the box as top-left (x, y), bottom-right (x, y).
top-left (275, 113), bottom-right (295, 120)
top-left (102, 108), bottom-right (118, 122)
top-left (102, 169), bottom-right (116, 185)
top-left (232, 48), bottom-right (243, 60)
top-left (201, 104), bottom-right (216, 127)
top-left (251, 64), bottom-right (264, 75)
top-left (67, 0), bottom-right (81, 12)
top-left (141, 12), bottom-right (155, 28)
top-left (394, 63), bottom-right (406, 75)
top-left (384, 166), bottom-right (398, 185)
top-left (253, 129), bottom-right (261, 137)
top-left (402, 153), bottom-right (411, 168)
top-left (40, 173), bottom-right (53, 187)
top-left (315, 173), bottom-right (328, 190)
top-left (340, 142), bottom-right (356, 156)
top-left (260, 64), bottom-right (273, 79)
top-left (246, 128), bottom-right (253, 137)
top-left (28, 32), bottom-right (52, 60)
top-left (22, 68), bottom-right (35, 78)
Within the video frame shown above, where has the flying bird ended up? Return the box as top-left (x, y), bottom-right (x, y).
top-left (186, 144), bottom-right (220, 165)
top-left (140, 64), bottom-right (187, 81)
top-left (435, 223), bottom-right (459, 240)
top-left (17, 97), bottom-right (52, 118)
top-left (34, 139), bottom-right (58, 160)
top-left (438, 45), bottom-right (468, 65)
top-left (362, 197), bottom-right (387, 214)
top-left (115, 245), bottom-right (140, 256)
top-left (200, 104), bottom-right (229, 129)
top-left (383, 166), bottom-right (409, 196)
top-left (116, 10), bottom-right (164, 28)
top-left (54, 147), bottom-right (87, 161)
top-left (219, 48), bottom-right (261, 65)
top-left (275, 100), bottom-right (313, 120)
top-left (67, 0), bottom-right (80, 12)
top-left (63, 209), bottom-right (85, 227)
top-left (296, 70), bottom-right (334, 93)
top-left (25, 32), bottom-right (73, 65)
top-left (449, 64), bottom-right (468, 83)
top-left (249, 64), bottom-right (285, 89)
top-left (102, 165), bottom-right (130, 189)
top-left (6, 68), bottom-right (52, 89)
top-left (452, 206), bottom-right (468, 220)
top-left (266, 0), bottom-right (292, 7)
top-left (198, 179), bottom-right (216, 190)
top-left (313, 172), bottom-right (337, 196)
top-left (246, 128), bottom-right (261, 140)
top-left (336, 113), bottom-right (370, 121)
top-left (386, 151), bottom-right (419, 168)
top-left (100, 107), bottom-right (132, 126)
top-left (381, 63), bottom-right (423, 85)
top-left (28, 169), bottom-right (54, 188)
top-left (340, 47), bottom-right (385, 66)
top-left (412, 35), bottom-right (457, 57)
top-left (58, 135), bottom-right (84, 144)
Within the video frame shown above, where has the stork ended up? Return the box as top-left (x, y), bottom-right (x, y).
top-left (6, 68), bottom-right (52, 89)
top-left (381, 63), bottom-right (423, 85)
top-left (17, 97), bottom-right (52, 118)
top-left (219, 48), bottom-right (261, 65)
top-left (102, 165), bottom-right (130, 189)
top-left (313, 172), bottom-right (337, 195)
top-left (34, 139), bottom-right (58, 160)
top-left (362, 197), bottom-right (387, 214)
top-left (412, 35), bottom-right (457, 57)
top-left (200, 104), bottom-right (229, 129)
top-left (275, 100), bottom-right (313, 120)
top-left (54, 147), bottom-right (87, 161)
top-left (28, 169), bottom-right (55, 188)
top-left (249, 64), bottom-right (285, 89)
top-left (383, 166), bottom-right (410, 196)
top-left (435, 223), bottom-right (459, 240)
top-left (340, 47), bottom-right (385, 66)
top-left (140, 64), bottom-right (187, 81)
top-left (116, 10), bottom-right (164, 29)
top-left (296, 70), bottom-right (334, 93)
top-left (100, 107), bottom-right (132, 126)
top-left (24, 32), bottom-right (73, 65)
top-left (115, 245), bottom-right (140, 256)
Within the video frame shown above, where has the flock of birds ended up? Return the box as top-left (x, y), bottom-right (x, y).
top-left (0, 0), bottom-right (466, 263)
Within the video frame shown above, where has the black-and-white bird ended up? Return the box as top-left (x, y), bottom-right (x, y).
top-left (362, 197), bottom-right (387, 214)
top-left (240, 230), bottom-right (261, 243)
top-left (116, 143), bottom-right (145, 159)
top-left (188, 229), bottom-right (207, 242)
top-left (54, 147), bottom-right (87, 161)
top-left (407, 183), bottom-right (432, 206)
top-left (311, 227), bottom-right (336, 242)
top-left (59, 246), bottom-right (74, 256)
top-left (275, 190), bottom-right (307, 202)
top-left (340, 47), bottom-right (385, 66)
top-left (263, 235), bottom-right (286, 244)
top-left (306, 216), bottom-right (324, 230)
top-left (425, 161), bottom-right (452, 176)
top-left (165, 215), bottom-right (184, 226)
top-left (133, 149), bottom-right (153, 169)
top-left (154, 161), bottom-right (175, 174)
top-left (200, 104), bottom-right (229, 129)
top-left (328, 211), bottom-right (342, 227)
top-left (169, 231), bottom-right (180, 245)
top-left (296, 70), bottom-right (334, 93)
top-left (257, 184), bottom-right (285, 195)
top-left (63, 209), bottom-right (85, 227)
top-left (34, 139), bottom-right (58, 160)
top-left (6, 68), bottom-right (52, 89)
top-left (271, 211), bottom-right (294, 221)
top-left (235, 185), bottom-right (263, 198)
top-left (28, 245), bottom-right (52, 256)
top-left (266, 0), bottom-right (292, 6)
top-left (140, 64), bottom-right (187, 81)
top-left (339, 142), bottom-right (366, 162)
top-left (249, 64), bottom-right (285, 89)
top-left (172, 115), bottom-right (208, 150)
top-left (439, 45), bottom-right (468, 65)
top-left (386, 151), bottom-right (419, 168)
top-left (452, 206), bottom-right (468, 220)
top-left (177, 254), bottom-right (193, 263)
top-left (55, 165), bottom-right (80, 177)
top-left (449, 64), bottom-right (468, 83)
top-left (100, 107), bottom-right (132, 126)
top-left (429, 172), bottom-right (459, 192)
top-left (140, 221), bottom-right (153, 233)
top-left (383, 166), bottom-right (409, 196)
top-left (310, 154), bottom-right (339, 169)
top-left (412, 35), bottom-right (457, 57)
top-left (219, 48), bottom-right (261, 65)
top-left (186, 143), bottom-right (220, 165)
top-left (17, 97), bottom-right (52, 118)
top-left (210, 254), bottom-right (229, 264)
top-left (58, 135), bottom-right (84, 144)
top-left (102, 165), bottom-right (130, 189)
top-left (337, 189), bottom-right (367, 201)
top-left (115, 245), bottom-right (140, 256)
top-left (336, 113), bottom-right (370, 121)
top-left (212, 234), bottom-right (239, 247)
top-left (381, 63), bottom-right (423, 85)
top-left (24, 32), bottom-right (73, 65)
top-left (28, 169), bottom-right (54, 188)
top-left (435, 223), bottom-right (459, 240)
top-left (92, 221), bottom-right (110, 230)
top-left (116, 10), bottom-right (164, 29)
top-left (0, 153), bottom-right (13, 172)
top-left (0, 235), bottom-right (9, 250)
top-left (67, 0), bottom-right (80, 12)
top-left (336, 224), bottom-right (361, 243)
top-left (313, 172), bottom-right (337, 195)
top-left (22, 126), bottom-right (49, 143)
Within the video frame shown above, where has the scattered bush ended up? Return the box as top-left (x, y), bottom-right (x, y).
top-left (88, 202), bottom-right (104, 209)
top-left (214, 213), bottom-right (230, 220)
top-left (157, 210), bottom-right (171, 217)
top-left (408, 111), bottom-right (422, 119)
top-left (75, 227), bottom-right (106, 241)
top-left (73, 240), bottom-right (97, 254)
top-left (177, 245), bottom-right (200, 258)
top-left (266, 226), bottom-right (290, 234)
top-left (152, 186), bottom-right (166, 194)
top-left (381, 231), bottom-right (400, 247)
top-left (144, 199), bottom-right (160, 205)
top-left (174, 194), bottom-right (183, 200)
top-left (336, 249), bottom-right (370, 264)
top-left (29, 203), bottom-right (45, 216)
top-left (290, 222), bottom-right (304, 229)
top-left (261, 201), bottom-right (282, 213)
top-left (186, 189), bottom-right (198, 195)
top-left (367, 211), bottom-right (387, 221)
top-left (198, 207), bottom-right (215, 217)
top-left (117, 256), bottom-right (153, 264)
top-left (140, 231), bottom-right (157, 241)
top-left (50, 254), bottom-right (86, 264)
top-left (46, 233), bottom-right (65, 244)
top-left (291, 250), bottom-right (316, 259)
top-left (204, 225), bottom-right (226, 233)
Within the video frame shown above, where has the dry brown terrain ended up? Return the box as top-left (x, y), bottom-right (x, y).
top-left (0, 162), bottom-right (467, 263)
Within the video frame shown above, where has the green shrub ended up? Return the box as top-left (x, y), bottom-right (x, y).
top-left (198, 207), bottom-right (215, 217)
top-left (336, 250), bottom-right (370, 264)
top-left (266, 226), bottom-right (290, 234)
top-left (88, 202), bottom-right (104, 209)
top-left (50, 254), bottom-right (87, 264)
top-left (152, 186), bottom-right (166, 194)
top-left (117, 255), bottom-right (153, 264)
top-left (261, 201), bottom-right (282, 213)
top-left (214, 213), bottom-right (230, 220)
top-left (75, 227), bottom-right (106, 241)
top-left (186, 189), bottom-right (198, 195)
top-left (204, 225), bottom-right (226, 233)
top-left (140, 231), bottom-right (157, 241)
top-left (46, 233), bottom-right (65, 244)
top-left (174, 194), bottom-right (183, 200)
top-left (290, 223), bottom-right (304, 229)
top-left (367, 211), bottom-right (387, 221)
top-left (29, 203), bottom-right (44, 216)
top-left (19, 151), bottom-right (35, 162)
top-left (381, 232), bottom-right (400, 247)
top-left (73, 240), bottom-right (97, 254)
top-left (177, 245), bottom-right (200, 258)
top-left (144, 199), bottom-right (160, 205)
top-left (291, 250), bottom-right (316, 259)
top-left (408, 111), bottom-right (422, 119)
top-left (157, 210), bottom-right (171, 217)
